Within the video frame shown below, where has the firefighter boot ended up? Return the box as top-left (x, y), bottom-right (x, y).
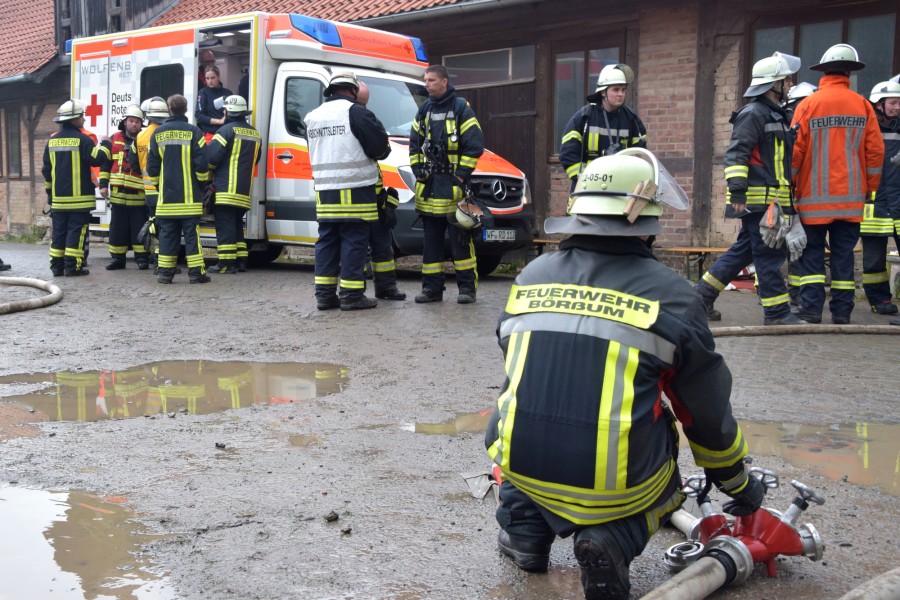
top-left (105, 255), bottom-right (127, 270)
top-left (457, 289), bottom-right (476, 304)
top-left (0, 259), bottom-right (10, 271)
top-left (871, 301), bottom-right (898, 315)
top-left (157, 268), bottom-right (174, 284)
top-left (135, 255), bottom-right (150, 270)
top-left (375, 286), bottom-right (407, 301)
top-left (65, 268), bottom-right (90, 276)
top-left (236, 257), bottom-right (248, 272)
top-left (189, 267), bottom-right (211, 284)
top-left (414, 289), bottom-right (444, 304)
top-left (50, 258), bottom-right (64, 277)
top-left (208, 260), bottom-right (237, 274)
top-left (340, 295), bottom-right (377, 311)
top-left (574, 528), bottom-right (631, 600)
top-left (497, 530), bottom-right (550, 573)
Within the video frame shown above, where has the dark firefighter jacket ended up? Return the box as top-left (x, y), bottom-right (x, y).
top-left (100, 130), bottom-right (145, 207)
top-left (206, 116), bottom-right (262, 210)
top-left (559, 104), bottom-right (647, 185)
top-left (723, 96), bottom-right (794, 218)
top-left (861, 112), bottom-right (900, 236)
top-left (409, 86), bottom-right (484, 216)
top-left (42, 122), bottom-right (110, 211)
top-left (146, 115), bottom-right (210, 218)
top-left (485, 235), bottom-right (749, 525)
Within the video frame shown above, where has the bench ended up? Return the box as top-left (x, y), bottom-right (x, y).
top-left (533, 238), bottom-right (560, 256)
top-left (657, 247), bottom-right (731, 280)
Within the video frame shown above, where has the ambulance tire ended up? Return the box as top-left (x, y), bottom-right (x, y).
top-left (248, 244), bottom-right (284, 267)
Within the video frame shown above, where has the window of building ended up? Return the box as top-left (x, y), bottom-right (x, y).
top-left (284, 77), bottom-right (324, 138)
top-left (444, 46), bottom-right (535, 88)
top-left (553, 47), bottom-right (620, 147)
top-left (752, 11), bottom-right (896, 97)
top-left (140, 64), bottom-right (184, 105)
top-left (6, 108), bottom-right (21, 178)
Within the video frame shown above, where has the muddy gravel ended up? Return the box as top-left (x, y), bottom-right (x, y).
top-left (0, 240), bottom-right (898, 599)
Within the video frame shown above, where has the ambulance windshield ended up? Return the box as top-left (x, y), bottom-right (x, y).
top-left (359, 76), bottom-right (429, 137)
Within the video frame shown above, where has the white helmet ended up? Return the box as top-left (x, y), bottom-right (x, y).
top-left (144, 97), bottom-right (170, 122)
top-left (787, 81), bottom-right (817, 102)
top-left (448, 200), bottom-right (488, 229)
top-left (54, 99), bottom-right (86, 123)
top-left (869, 80), bottom-right (900, 103)
top-left (223, 95), bottom-right (251, 115)
top-left (325, 70), bottom-right (360, 96)
top-left (810, 43), bottom-right (864, 72)
top-left (587, 63), bottom-right (634, 101)
top-left (744, 52), bottom-right (801, 97)
top-left (544, 148), bottom-right (688, 237)
top-left (123, 105), bottom-right (144, 120)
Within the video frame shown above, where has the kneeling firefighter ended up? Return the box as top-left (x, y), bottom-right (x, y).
top-left (485, 148), bottom-right (764, 599)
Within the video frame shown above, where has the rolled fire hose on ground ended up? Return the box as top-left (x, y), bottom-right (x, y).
top-left (837, 566), bottom-right (900, 600)
top-left (0, 277), bottom-right (63, 314)
top-left (639, 556), bottom-right (729, 600)
top-left (713, 324), bottom-right (899, 337)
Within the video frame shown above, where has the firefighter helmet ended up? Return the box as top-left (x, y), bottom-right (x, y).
top-left (123, 105), bottom-right (144, 121)
top-left (544, 148), bottom-right (687, 237)
top-left (810, 43), bottom-right (864, 72)
top-left (869, 80), bottom-right (900, 103)
top-left (744, 52), bottom-right (801, 97)
top-left (787, 81), bottom-right (817, 102)
top-left (325, 70), bottom-right (360, 96)
top-left (144, 98), bottom-right (170, 122)
top-left (587, 64), bottom-right (634, 102)
top-left (223, 95), bottom-right (251, 115)
top-left (448, 199), bottom-right (488, 229)
top-left (53, 99), bottom-right (86, 123)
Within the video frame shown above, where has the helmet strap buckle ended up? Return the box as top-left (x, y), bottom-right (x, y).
top-left (623, 179), bottom-right (658, 223)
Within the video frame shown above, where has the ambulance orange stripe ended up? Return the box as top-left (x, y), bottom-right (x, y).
top-left (74, 29), bottom-right (194, 58)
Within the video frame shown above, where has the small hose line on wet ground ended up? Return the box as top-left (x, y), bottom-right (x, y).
top-left (0, 277), bottom-right (63, 314)
top-left (639, 556), bottom-right (729, 600)
top-left (712, 324), bottom-right (899, 337)
top-left (837, 567), bottom-right (900, 600)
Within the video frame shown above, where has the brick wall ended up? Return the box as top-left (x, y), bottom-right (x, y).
top-left (709, 35), bottom-right (743, 246)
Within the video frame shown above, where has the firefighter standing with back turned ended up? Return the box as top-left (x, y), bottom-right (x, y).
top-left (694, 52), bottom-right (806, 326)
top-left (42, 99), bottom-right (110, 277)
top-left (485, 148), bottom-right (764, 600)
top-left (206, 95), bottom-right (261, 275)
top-left (410, 65), bottom-right (484, 304)
top-left (146, 94), bottom-right (211, 284)
top-left (129, 97), bottom-right (169, 270)
top-left (100, 104), bottom-right (149, 270)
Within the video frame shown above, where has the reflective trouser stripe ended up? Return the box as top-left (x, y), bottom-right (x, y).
top-left (759, 293), bottom-right (790, 307)
top-left (701, 271), bottom-right (726, 292)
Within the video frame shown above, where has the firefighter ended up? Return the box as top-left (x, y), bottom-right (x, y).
top-left (410, 65), bottom-right (484, 304)
top-left (42, 99), bottom-right (110, 277)
top-left (861, 80), bottom-right (900, 315)
top-left (304, 71), bottom-right (390, 311)
top-left (205, 95), bottom-right (261, 275)
top-left (792, 44), bottom-right (884, 324)
top-left (357, 81), bottom-right (406, 301)
top-left (559, 63), bottom-right (647, 192)
top-left (486, 148), bottom-right (764, 600)
top-left (100, 104), bottom-right (148, 270)
top-left (146, 94), bottom-right (211, 284)
top-left (694, 52), bottom-right (806, 325)
top-left (129, 97), bottom-right (169, 269)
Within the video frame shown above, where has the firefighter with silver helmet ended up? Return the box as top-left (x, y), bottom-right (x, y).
top-left (42, 99), bottom-right (111, 277)
top-left (860, 80), bottom-right (900, 317)
top-left (791, 44), bottom-right (884, 324)
top-left (486, 148), bottom-right (763, 600)
top-left (559, 63), bottom-right (647, 192)
top-left (126, 97), bottom-right (168, 269)
top-left (205, 95), bottom-right (262, 275)
top-left (694, 52), bottom-right (807, 326)
top-left (99, 104), bottom-right (148, 270)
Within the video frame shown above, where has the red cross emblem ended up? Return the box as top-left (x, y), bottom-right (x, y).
top-left (85, 94), bottom-right (104, 128)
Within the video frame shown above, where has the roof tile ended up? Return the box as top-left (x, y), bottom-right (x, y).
top-left (0, 0), bottom-right (56, 80)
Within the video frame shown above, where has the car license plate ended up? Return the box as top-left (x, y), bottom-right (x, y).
top-left (483, 228), bottom-right (516, 242)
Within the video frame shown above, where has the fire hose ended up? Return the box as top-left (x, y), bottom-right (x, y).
top-left (0, 277), bottom-right (63, 314)
top-left (713, 324), bottom-right (899, 337)
top-left (641, 468), bottom-right (826, 600)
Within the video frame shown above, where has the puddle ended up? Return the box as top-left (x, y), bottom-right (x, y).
top-left (739, 420), bottom-right (900, 497)
top-left (0, 486), bottom-right (176, 599)
top-left (402, 409), bottom-right (493, 435)
top-left (289, 433), bottom-right (325, 447)
top-left (0, 361), bottom-right (348, 435)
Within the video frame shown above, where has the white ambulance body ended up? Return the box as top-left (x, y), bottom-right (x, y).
top-left (70, 12), bottom-right (534, 271)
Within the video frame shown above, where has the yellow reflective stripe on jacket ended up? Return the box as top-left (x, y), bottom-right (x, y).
top-left (596, 342), bottom-right (638, 489)
top-left (689, 429), bottom-right (747, 469)
top-left (505, 284), bottom-right (659, 329)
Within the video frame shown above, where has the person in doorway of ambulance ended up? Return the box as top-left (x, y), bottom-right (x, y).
top-left (99, 105), bottom-right (149, 271)
top-left (409, 65), bottom-right (484, 304)
top-left (559, 63), bottom-right (647, 193)
top-left (791, 44), bottom-right (884, 325)
top-left (304, 71), bottom-right (390, 311)
top-left (198, 49), bottom-right (216, 90)
top-left (196, 65), bottom-right (232, 142)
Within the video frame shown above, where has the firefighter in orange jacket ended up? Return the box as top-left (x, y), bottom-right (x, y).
top-left (791, 44), bottom-right (884, 324)
top-left (100, 105), bottom-right (148, 270)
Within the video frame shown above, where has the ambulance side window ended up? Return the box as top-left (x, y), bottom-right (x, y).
top-left (285, 77), bottom-right (324, 138)
top-left (140, 65), bottom-right (184, 103)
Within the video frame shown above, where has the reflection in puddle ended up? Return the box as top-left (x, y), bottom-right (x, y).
top-left (0, 486), bottom-right (176, 599)
top-left (739, 420), bottom-right (899, 497)
top-left (0, 361), bottom-right (348, 434)
top-left (402, 409), bottom-right (493, 435)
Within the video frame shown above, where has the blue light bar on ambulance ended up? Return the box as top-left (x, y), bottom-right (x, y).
top-left (410, 37), bottom-right (428, 62)
top-left (289, 14), bottom-right (342, 47)
top-left (65, 39), bottom-right (73, 55)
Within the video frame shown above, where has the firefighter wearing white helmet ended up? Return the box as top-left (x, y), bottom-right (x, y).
top-left (305, 70), bottom-right (390, 310)
top-left (695, 52), bottom-right (806, 325)
top-left (790, 44), bottom-right (884, 324)
top-left (129, 97), bottom-right (170, 265)
top-left (559, 63), bottom-right (647, 192)
top-left (206, 95), bottom-right (262, 274)
top-left (98, 104), bottom-right (148, 270)
top-left (488, 148), bottom-right (762, 600)
top-left (42, 99), bottom-right (111, 276)
top-left (860, 80), bottom-right (900, 316)
top-left (784, 81), bottom-right (817, 117)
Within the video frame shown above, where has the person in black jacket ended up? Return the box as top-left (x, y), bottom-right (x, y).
top-left (559, 63), bottom-right (646, 192)
top-left (196, 66), bottom-right (232, 140)
top-left (486, 148), bottom-right (764, 600)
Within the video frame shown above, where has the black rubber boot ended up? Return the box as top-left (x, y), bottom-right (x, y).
top-left (414, 289), bottom-right (443, 304)
top-left (340, 295), bottom-right (377, 311)
top-left (316, 296), bottom-right (341, 310)
top-left (157, 268), bottom-right (174, 284)
top-left (64, 268), bottom-right (90, 276)
top-left (236, 258), bottom-right (248, 272)
top-left (105, 256), bottom-right (126, 270)
top-left (0, 259), bottom-right (10, 272)
top-left (189, 267), bottom-right (211, 284)
top-left (375, 286), bottom-right (407, 301)
top-left (497, 529), bottom-right (550, 573)
top-left (574, 528), bottom-right (631, 600)
top-left (457, 290), bottom-right (476, 304)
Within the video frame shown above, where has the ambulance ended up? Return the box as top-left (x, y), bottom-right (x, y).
top-left (68, 12), bottom-right (535, 274)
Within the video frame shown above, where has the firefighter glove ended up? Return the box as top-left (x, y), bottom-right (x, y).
top-left (46, 189), bottom-right (53, 206)
top-left (720, 473), bottom-right (765, 516)
top-left (785, 216), bottom-right (807, 262)
top-left (760, 202), bottom-right (785, 248)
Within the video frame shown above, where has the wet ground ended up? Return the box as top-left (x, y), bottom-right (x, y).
top-left (0, 240), bottom-right (898, 599)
